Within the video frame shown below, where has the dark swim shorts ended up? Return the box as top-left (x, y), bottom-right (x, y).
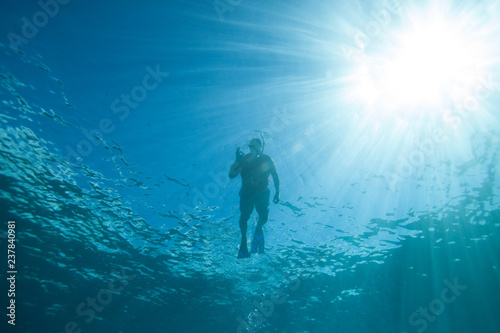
top-left (239, 188), bottom-right (270, 221)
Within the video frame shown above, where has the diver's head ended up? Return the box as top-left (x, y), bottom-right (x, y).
top-left (248, 138), bottom-right (263, 156)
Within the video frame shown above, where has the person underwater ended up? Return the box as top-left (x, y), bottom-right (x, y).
top-left (229, 138), bottom-right (280, 258)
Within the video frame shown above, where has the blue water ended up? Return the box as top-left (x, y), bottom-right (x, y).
top-left (1, 0), bottom-right (500, 332)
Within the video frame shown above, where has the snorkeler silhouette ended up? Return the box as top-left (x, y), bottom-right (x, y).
top-left (229, 137), bottom-right (280, 258)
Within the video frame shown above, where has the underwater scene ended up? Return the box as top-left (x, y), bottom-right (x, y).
top-left (1, 0), bottom-right (500, 332)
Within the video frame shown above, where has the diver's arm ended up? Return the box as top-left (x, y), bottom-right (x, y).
top-left (229, 147), bottom-right (245, 179)
top-left (271, 161), bottom-right (280, 203)
top-left (271, 170), bottom-right (280, 194)
top-left (229, 160), bottom-right (242, 179)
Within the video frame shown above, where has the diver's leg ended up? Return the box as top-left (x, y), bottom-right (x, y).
top-left (239, 213), bottom-right (251, 246)
top-left (238, 191), bottom-right (254, 258)
top-left (255, 189), bottom-right (270, 231)
top-left (251, 189), bottom-right (270, 253)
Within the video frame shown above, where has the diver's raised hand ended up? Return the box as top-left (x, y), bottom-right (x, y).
top-left (236, 147), bottom-right (244, 161)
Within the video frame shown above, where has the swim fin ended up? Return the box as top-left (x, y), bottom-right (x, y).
top-left (250, 227), bottom-right (265, 254)
top-left (237, 243), bottom-right (250, 259)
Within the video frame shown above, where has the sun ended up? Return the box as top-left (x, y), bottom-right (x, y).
top-left (382, 20), bottom-right (477, 105)
top-left (347, 8), bottom-right (489, 118)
